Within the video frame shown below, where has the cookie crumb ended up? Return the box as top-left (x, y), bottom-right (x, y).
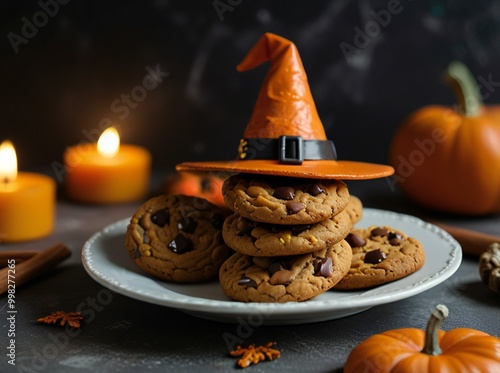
top-left (37, 311), bottom-right (83, 328)
top-left (229, 342), bottom-right (280, 368)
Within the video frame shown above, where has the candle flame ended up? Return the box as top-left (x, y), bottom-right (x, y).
top-left (0, 140), bottom-right (18, 183)
top-left (97, 127), bottom-right (120, 158)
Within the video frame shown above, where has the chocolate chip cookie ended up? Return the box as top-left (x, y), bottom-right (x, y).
top-left (125, 194), bottom-right (233, 283)
top-left (219, 240), bottom-right (352, 302)
top-left (222, 209), bottom-right (352, 257)
top-left (345, 195), bottom-right (363, 225)
top-left (222, 174), bottom-right (349, 225)
top-left (335, 226), bottom-right (426, 289)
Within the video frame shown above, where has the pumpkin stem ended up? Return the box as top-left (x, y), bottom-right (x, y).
top-left (444, 61), bottom-right (482, 117)
top-left (422, 304), bottom-right (449, 356)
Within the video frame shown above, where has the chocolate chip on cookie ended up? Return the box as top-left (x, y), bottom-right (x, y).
top-left (363, 249), bottom-right (387, 264)
top-left (345, 232), bottom-right (366, 248)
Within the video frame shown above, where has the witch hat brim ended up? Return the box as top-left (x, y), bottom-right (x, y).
top-left (176, 159), bottom-right (394, 180)
top-left (176, 33), bottom-right (394, 180)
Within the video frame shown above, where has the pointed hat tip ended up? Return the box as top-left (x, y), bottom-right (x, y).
top-left (236, 33), bottom-right (292, 72)
top-left (237, 32), bottom-right (326, 140)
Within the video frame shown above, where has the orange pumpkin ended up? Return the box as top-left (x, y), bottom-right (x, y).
top-left (389, 61), bottom-right (500, 214)
top-left (163, 171), bottom-right (226, 209)
top-left (345, 304), bottom-right (500, 372)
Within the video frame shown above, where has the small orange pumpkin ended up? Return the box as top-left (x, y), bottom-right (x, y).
top-left (389, 61), bottom-right (500, 214)
top-left (163, 171), bottom-right (226, 209)
top-left (344, 304), bottom-right (500, 372)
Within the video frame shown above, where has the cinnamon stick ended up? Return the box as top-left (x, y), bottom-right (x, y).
top-left (0, 251), bottom-right (37, 267)
top-left (429, 221), bottom-right (500, 256)
top-left (0, 243), bottom-right (71, 295)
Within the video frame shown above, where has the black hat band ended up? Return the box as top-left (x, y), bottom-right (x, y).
top-left (238, 136), bottom-right (337, 165)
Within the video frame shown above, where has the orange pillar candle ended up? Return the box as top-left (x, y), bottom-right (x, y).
top-left (64, 127), bottom-right (151, 204)
top-left (0, 141), bottom-right (56, 242)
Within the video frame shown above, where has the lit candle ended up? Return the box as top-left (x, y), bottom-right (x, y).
top-left (0, 141), bottom-right (56, 242)
top-left (63, 127), bottom-right (151, 204)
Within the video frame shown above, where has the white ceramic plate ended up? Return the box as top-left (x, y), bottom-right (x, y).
top-left (82, 208), bottom-right (462, 325)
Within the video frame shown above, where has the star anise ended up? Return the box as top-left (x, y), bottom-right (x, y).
top-left (230, 342), bottom-right (280, 368)
top-left (37, 311), bottom-right (84, 328)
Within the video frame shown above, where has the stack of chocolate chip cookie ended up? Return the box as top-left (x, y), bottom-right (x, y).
top-left (173, 33), bottom-right (426, 302)
top-left (218, 173), bottom-right (362, 303)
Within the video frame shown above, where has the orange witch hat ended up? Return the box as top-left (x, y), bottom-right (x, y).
top-left (176, 33), bottom-right (394, 180)
top-left (237, 32), bottom-right (326, 141)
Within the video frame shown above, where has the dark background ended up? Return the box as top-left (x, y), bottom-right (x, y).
top-left (2, 0), bottom-right (500, 178)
